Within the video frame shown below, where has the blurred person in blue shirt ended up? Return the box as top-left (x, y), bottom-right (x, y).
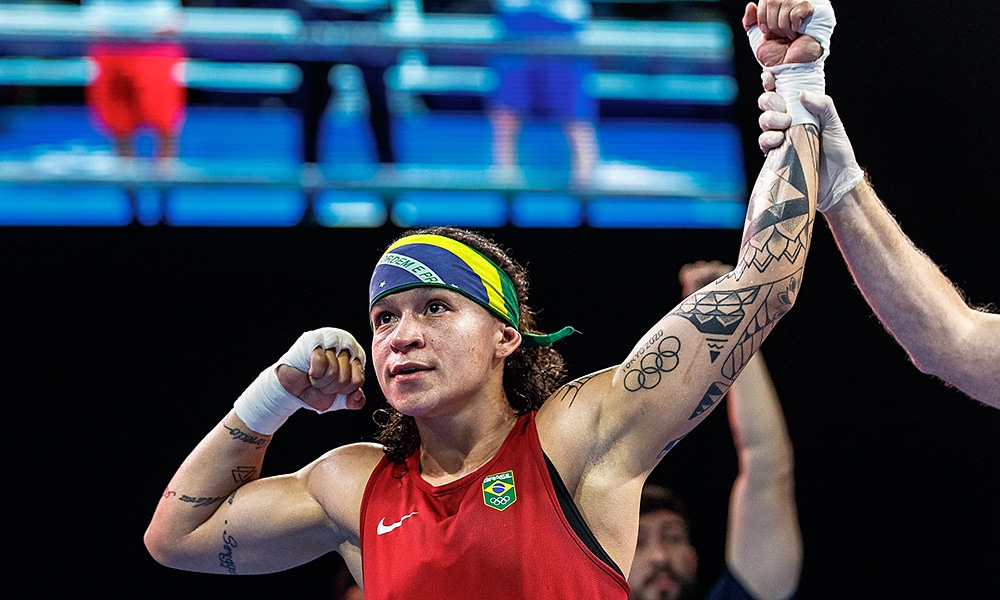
top-left (488, 0), bottom-right (599, 185)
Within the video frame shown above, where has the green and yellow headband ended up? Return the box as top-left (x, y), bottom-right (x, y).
top-left (368, 234), bottom-right (576, 347)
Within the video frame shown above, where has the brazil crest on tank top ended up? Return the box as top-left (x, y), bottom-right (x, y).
top-left (359, 411), bottom-right (631, 599)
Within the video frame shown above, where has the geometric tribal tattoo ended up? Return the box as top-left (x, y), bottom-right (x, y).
top-left (739, 131), bottom-right (814, 277)
top-left (678, 132), bottom-right (813, 423)
top-left (675, 272), bottom-right (800, 382)
top-left (660, 128), bottom-right (817, 460)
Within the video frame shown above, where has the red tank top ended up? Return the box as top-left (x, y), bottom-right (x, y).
top-left (359, 411), bottom-right (630, 599)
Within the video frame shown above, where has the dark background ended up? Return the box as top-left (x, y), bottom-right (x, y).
top-left (5, 2), bottom-right (999, 598)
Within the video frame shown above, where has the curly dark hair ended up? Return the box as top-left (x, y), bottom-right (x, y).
top-left (373, 226), bottom-right (568, 463)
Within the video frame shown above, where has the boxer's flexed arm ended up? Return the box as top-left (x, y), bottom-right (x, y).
top-left (144, 328), bottom-right (371, 574)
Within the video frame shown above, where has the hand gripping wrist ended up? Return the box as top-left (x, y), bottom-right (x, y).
top-left (799, 90), bottom-right (865, 212)
top-left (233, 328), bottom-right (367, 435)
top-left (748, 0), bottom-right (837, 126)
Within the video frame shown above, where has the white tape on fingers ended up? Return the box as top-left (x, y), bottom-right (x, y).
top-left (318, 328), bottom-right (367, 368)
top-left (277, 327), bottom-right (366, 415)
top-left (233, 328), bottom-right (367, 433)
top-left (770, 65), bottom-right (825, 126)
top-left (278, 327), bottom-right (367, 371)
top-left (799, 0), bottom-right (836, 60)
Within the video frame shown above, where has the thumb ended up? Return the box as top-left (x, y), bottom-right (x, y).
top-left (344, 388), bottom-right (367, 411)
top-left (799, 89), bottom-right (835, 123)
top-left (276, 363), bottom-right (312, 398)
top-left (742, 3), bottom-right (759, 33)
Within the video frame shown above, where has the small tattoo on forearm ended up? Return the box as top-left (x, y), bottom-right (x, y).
top-left (227, 490), bottom-right (237, 505)
top-left (705, 338), bottom-right (728, 363)
top-left (161, 488), bottom-right (177, 500)
top-left (231, 466), bottom-right (257, 484)
top-left (219, 522), bottom-right (238, 574)
top-left (223, 424), bottom-right (270, 448)
top-left (179, 494), bottom-right (226, 508)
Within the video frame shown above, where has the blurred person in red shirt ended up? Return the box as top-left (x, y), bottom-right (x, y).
top-left (83, 0), bottom-right (186, 162)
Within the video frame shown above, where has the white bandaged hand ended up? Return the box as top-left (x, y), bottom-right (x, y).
top-left (233, 328), bottom-right (367, 435)
top-left (747, 0), bottom-right (837, 126)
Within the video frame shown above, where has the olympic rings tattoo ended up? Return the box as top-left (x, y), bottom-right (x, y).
top-left (623, 336), bottom-right (681, 391)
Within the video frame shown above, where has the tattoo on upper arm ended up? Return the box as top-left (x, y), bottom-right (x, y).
top-left (623, 331), bottom-right (681, 392)
top-left (223, 424), bottom-right (270, 448)
top-left (219, 521), bottom-right (238, 574)
top-left (553, 371), bottom-right (602, 407)
top-left (676, 286), bottom-right (760, 362)
top-left (674, 272), bottom-right (797, 374)
top-left (657, 434), bottom-right (686, 461)
top-left (689, 382), bottom-right (729, 420)
top-left (676, 273), bottom-right (800, 419)
top-left (231, 466), bottom-right (257, 484)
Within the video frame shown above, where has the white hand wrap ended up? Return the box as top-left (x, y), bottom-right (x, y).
top-left (748, 0), bottom-right (837, 126)
top-left (233, 328), bottom-right (367, 435)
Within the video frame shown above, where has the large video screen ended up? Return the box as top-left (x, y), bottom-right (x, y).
top-left (0, 1), bottom-right (745, 228)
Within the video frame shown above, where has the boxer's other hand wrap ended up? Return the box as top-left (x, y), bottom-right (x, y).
top-left (748, 0), bottom-right (836, 127)
top-left (233, 328), bottom-right (367, 435)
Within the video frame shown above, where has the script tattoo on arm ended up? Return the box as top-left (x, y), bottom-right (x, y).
top-left (219, 521), bottom-right (238, 574)
top-left (179, 494), bottom-right (227, 508)
top-left (223, 424), bottom-right (270, 448)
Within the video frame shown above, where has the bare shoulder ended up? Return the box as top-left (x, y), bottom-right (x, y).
top-left (536, 367), bottom-right (618, 481)
top-left (537, 367), bottom-right (616, 430)
top-left (536, 368), bottom-right (646, 571)
top-left (302, 442), bottom-right (386, 534)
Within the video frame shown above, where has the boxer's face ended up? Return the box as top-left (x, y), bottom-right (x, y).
top-left (370, 286), bottom-right (515, 418)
